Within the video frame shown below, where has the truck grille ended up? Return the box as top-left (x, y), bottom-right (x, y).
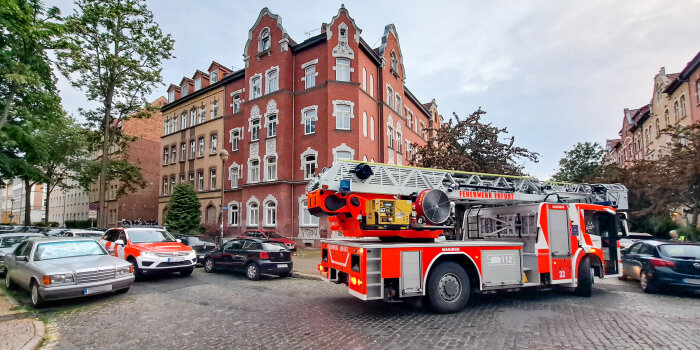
top-left (76, 268), bottom-right (116, 283)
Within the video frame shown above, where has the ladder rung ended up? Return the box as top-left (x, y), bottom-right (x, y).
top-left (367, 258), bottom-right (382, 261)
top-left (367, 271), bottom-right (381, 275)
top-left (367, 283), bottom-right (382, 287)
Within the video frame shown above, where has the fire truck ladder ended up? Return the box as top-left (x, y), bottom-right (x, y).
top-left (307, 160), bottom-right (628, 210)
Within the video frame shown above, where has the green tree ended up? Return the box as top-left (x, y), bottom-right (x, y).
top-left (411, 109), bottom-right (539, 175)
top-left (57, 0), bottom-right (174, 228)
top-left (552, 142), bottom-right (605, 183)
top-left (165, 184), bottom-right (201, 234)
top-left (0, 0), bottom-right (65, 180)
top-left (31, 119), bottom-right (90, 224)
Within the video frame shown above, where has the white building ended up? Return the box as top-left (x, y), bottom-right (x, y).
top-left (1, 179), bottom-right (46, 224)
top-left (47, 177), bottom-right (90, 226)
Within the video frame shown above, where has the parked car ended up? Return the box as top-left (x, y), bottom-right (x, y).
top-left (175, 235), bottom-right (217, 264)
top-left (98, 227), bottom-right (196, 278)
top-left (45, 228), bottom-right (70, 237)
top-left (242, 230), bottom-right (296, 252)
top-left (619, 232), bottom-right (654, 250)
top-left (620, 240), bottom-right (700, 293)
top-left (4, 238), bottom-right (134, 307)
top-left (203, 238), bottom-right (292, 280)
top-left (0, 233), bottom-right (45, 275)
top-left (62, 229), bottom-right (104, 239)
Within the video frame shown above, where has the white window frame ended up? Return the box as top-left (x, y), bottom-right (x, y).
top-left (301, 105), bottom-right (318, 135)
top-left (210, 70), bottom-right (219, 83)
top-left (299, 194), bottom-right (319, 227)
top-left (264, 155), bottom-right (277, 181)
top-left (228, 163), bottom-right (241, 189)
top-left (263, 195), bottom-right (278, 227)
top-left (199, 106), bottom-right (206, 123)
top-left (332, 100), bottom-right (354, 130)
top-left (362, 67), bottom-right (367, 91)
top-left (168, 90), bottom-right (175, 102)
top-left (248, 157), bottom-right (260, 184)
top-left (369, 74), bottom-right (374, 97)
top-left (301, 59), bottom-right (318, 89)
top-left (211, 100), bottom-right (219, 119)
top-left (197, 170), bottom-right (204, 191)
top-left (387, 85), bottom-right (394, 110)
top-left (181, 113), bottom-right (187, 129)
top-left (194, 78), bottom-right (201, 91)
top-left (182, 85), bottom-right (189, 97)
top-left (228, 201), bottom-right (240, 226)
top-left (258, 27), bottom-right (271, 53)
top-left (370, 116), bottom-right (375, 141)
top-left (229, 128), bottom-right (242, 151)
top-left (250, 74), bottom-right (262, 100)
top-left (198, 137), bottom-right (205, 157)
top-left (251, 118), bottom-right (261, 141)
top-left (362, 112), bottom-right (367, 137)
top-left (246, 196), bottom-right (260, 227)
top-left (210, 134), bottom-right (217, 154)
top-left (210, 168), bottom-right (217, 190)
top-left (265, 66), bottom-right (279, 94)
top-left (332, 143), bottom-right (355, 162)
top-left (300, 147), bottom-right (318, 180)
top-left (190, 109), bottom-right (196, 126)
top-left (335, 58), bottom-right (351, 81)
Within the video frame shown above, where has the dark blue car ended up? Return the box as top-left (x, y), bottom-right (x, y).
top-left (621, 240), bottom-right (700, 293)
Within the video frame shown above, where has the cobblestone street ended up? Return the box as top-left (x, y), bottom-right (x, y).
top-left (11, 267), bottom-right (695, 350)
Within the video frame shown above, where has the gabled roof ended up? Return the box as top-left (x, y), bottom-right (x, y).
top-left (179, 77), bottom-right (193, 86)
top-left (243, 8), bottom-right (292, 60)
top-left (665, 50), bottom-right (700, 94)
top-left (167, 84), bottom-right (180, 92)
top-left (192, 70), bottom-right (209, 79)
top-left (207, 61), bottom-right (230, 73)
top-left (377, 24), bottom-right (406, 81)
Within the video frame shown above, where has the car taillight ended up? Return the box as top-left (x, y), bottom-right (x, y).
top-left (260, 251), bottom-right (270, 259)
top-left (650, 258), bottom-right (675, 267)
top-left (318, 264), bottom-right (325, 272)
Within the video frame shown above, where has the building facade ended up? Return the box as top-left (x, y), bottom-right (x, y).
top-left (159, 6), bottom-right (441, 246)
top-left (89, 97), bottom-right (166, 227)
top-left (1, 179), bottom-right (45, 224)
top-left (47, 177), bottom-right (90, 225)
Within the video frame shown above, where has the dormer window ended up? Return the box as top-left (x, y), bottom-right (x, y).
top-left (182, 85), bottom-right (189, 97)
top-left (194, 78), bottom-right (201, 91)
top-left (391, 51), bottom-right (398, 74)
top-left (168, 90), bottom-right (175, 102)
top-left (211, 70), bottom-right (219, 83)
top-left (259, 28), bottom-right (271, 53)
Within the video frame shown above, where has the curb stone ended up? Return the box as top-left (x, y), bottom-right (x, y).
top-left (0, 291), bottom-right (45, 350)
top-left (291, 271), bottom-right (322, 281)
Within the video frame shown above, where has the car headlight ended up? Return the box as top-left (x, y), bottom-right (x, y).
top-left (141, 251), bottom-right (158, 258)
top-left (50, 273), bottom-right (75, 284)
top-left (116, 265), bottom-right (132, 275)
top-left (187, 250), bottom-right (196, 258)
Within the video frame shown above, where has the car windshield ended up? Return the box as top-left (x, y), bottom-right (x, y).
top-left (187, 237), bottom-right (213, 245)
top-left (263, 242), bottom-right (287, 251)
top-left (267, 232), bottom-right (285, 238)
top-left (0, 237), bottom-right (29, 248)
top-left (659, 244), bottom-right (700, 260)
top-left (128, 230), bottom-right (175, 243)
top-left (34, 241), bottom-right (106, 261)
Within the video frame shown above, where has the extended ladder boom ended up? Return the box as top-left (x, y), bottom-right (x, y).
top-left (306, 160), bottom-right (628, 210)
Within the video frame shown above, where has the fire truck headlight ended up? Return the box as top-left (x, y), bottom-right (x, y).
top-left (141, 251), bottom-right (158, 258)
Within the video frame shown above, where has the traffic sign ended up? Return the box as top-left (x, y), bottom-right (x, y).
top-left (88, 210), bottom-right (97, 219)
top-left (8, 214), bottom-right (13, 219)
top-left (89, 203), bottom-right (99, 210)
top-left (222, 206), bottom-right (228, 210)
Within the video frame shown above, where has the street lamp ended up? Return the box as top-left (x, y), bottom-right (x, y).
top-left (219, 149), bottom-right (229, 246)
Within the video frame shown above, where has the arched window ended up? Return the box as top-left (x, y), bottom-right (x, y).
top-left (247, 202), bottom-right (259, 227)
top-left (362, 67), bottom-right (367, 91)
top-left (265, 156), bottom-right (277, 181)
top-left (362, 112), bottom-right (367, 137)
top-left (258, 28), bottom-right (270, 52)
top-left (370, 116), bottom-right (375, 141)
top-left (674, 101), bottom-right (680, 122)
top-left (228, 203), bottom-right (239, 226)
top-left (655, 118), bottom-right (660, 137)
top-left (680, 95), bottom-right (687, 118)
top-left (264, 201), bottom-right (277, 227)
top-left (391, 51), bottom-right (398, 74)
top-left (369, 74), bottom-right (374, 97)
top-left (664, 109), bottom-right (670, 126)
top-left (249, 159), bottom-right (260, 183)
top-left (233, 95), bottom-right (241, 113)
top-left (229, 164), bottom-right (240, 188)
top-left (266, 68), bottom-right (278, 94)
top-left (336, 58), bottom-right (350, 81)
top-left (304, 154), bottom-right (316, 179)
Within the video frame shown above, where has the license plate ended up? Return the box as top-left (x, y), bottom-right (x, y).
top-left (277, 264), bottom-right (288, 268)
top-left (84, 284), bottom-right (112, 294)
top-left (684, 278), bottom-right (700, 285)
top-left (168, 257), bottom-right (186, 262)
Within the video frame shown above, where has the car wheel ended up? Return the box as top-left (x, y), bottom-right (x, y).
top-left (640, 270), bottom-right (656, 293)
top-left (127, 258), bottom-right (142, 280)
top-left (426, 261), bottom-right (470, 313)
top-left (575, 257), bottom-right (593, 297)
top-left (180, 267), bottom-right (194, 276)
top-left (5, 273), bottom-right (17, 290)
top-left (246, 262), bottom-right (261, 281)
top-left (204, 258), bottom-right (216, 273)
top-left (30, 281), bottom-right (44, 308)
top-left (115, 287), bottom-right (130, 294)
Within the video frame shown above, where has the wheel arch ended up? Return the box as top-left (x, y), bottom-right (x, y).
top-left (423, 252), bottom-right (481, 294)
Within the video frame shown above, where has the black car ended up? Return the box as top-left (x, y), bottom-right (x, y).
top-left (202, 238), bottom-right (292, 280)
top-left (176, 235), bottom-right (217, 263)
top-left (621, 240), bottom-right (700, 293)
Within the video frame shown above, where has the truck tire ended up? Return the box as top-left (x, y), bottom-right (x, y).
top-left (575, 256), bottom-right (593, 297)
top-left (426, 261), bottom-right (470, 313)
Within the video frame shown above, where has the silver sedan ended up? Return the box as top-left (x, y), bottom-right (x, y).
top-left (4, 238), bottom-right (135, 307)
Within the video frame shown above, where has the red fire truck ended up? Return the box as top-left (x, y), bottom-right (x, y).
top-left (307, 160), bottom-right (629, 313)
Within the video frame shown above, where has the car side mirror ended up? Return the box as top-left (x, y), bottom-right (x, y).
top-left (114, 239), bottom-right (125, 245)
top-left (16, 256), bottom-right (28, 262)
top-left (176, 239), bottom-right (182, 243)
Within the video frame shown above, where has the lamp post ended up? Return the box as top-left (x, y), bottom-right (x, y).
top-left (219, 149), bottom-right (229, 246)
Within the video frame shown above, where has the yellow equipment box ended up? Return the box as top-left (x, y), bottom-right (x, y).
top-left (365, 199), bottom-right (412, 226)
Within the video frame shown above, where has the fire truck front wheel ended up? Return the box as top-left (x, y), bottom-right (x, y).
top-left (575, 257), bottom-right (593, 297)
top-left (427, 261), bottom-right (470, 313)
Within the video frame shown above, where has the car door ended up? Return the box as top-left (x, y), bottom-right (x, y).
top-left (218, 240), bottom-right (242, 269)
top-left (13, 242), bottom-right (34, 289)
top-left (4, 241), bottom-right (26, 284)
top-left (232, 240), bottom-right (253, 268)
top-left (636, 243), bottom-right (657, 277)
top-left (101, 229), bottom-right (119, 255)
top-left (113, 231), bottom-right (128, 259)
top-left (622, 242), bottom-right (642, 279)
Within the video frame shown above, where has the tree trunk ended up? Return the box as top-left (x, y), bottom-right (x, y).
top-left (24, 179), bottom-right (31, 225)
top-left (98, 101), bottom-right (112, 228)
top-left (692, 207), bottom-right (699, 231)
top-left (0, 88), bottom-right (14, 130)
top-left (44, 186), bottom-right (52, 226)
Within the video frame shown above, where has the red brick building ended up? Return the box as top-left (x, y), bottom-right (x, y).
top-left (162, 6), bottom-right (441, 246)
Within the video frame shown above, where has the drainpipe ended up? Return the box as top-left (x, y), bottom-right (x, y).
top-left (291, 51), bottom-right (296, 240)
top-left (377, 63), bottom-right (384, 163)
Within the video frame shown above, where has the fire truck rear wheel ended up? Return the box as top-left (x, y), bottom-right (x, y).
top-left (575, 257), bottom-right (593, 297)
top-left (427, 261), bottom-right (470, 313)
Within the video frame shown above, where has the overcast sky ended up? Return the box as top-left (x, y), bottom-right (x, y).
top-left (48, 0), bottom-right (700, 179)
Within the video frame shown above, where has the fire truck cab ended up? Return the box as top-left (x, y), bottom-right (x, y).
top-left (309, 161), bottom-right (628, 313)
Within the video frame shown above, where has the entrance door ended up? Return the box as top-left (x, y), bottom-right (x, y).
top-left (547, 207), bottom-right (571, 257)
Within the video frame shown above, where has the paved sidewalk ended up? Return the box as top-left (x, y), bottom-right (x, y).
top-left (291, 249), bottom-right (321, 279)
top-left (0, 289), bottom-right (44, 350)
